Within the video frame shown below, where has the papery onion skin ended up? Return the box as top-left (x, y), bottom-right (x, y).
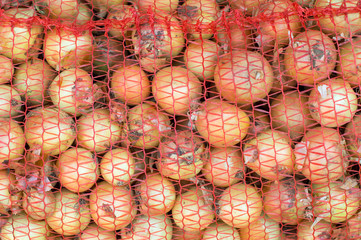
top-left (216, 22), bottom-right (253, 51)
top-left (85, 0), bottom-right (125, 18)
top-left (337, 37), bottom-right (361, 86)
top-left (0, 119), bottom-right (25, 166)
top-left (107, 6), bottom-right (136, 40)
top-left (346, 211), bottom-right (361, 239)
top-left (247, 109), bottom-right (270, 136)
top-left (0, 85), bottom-right (22, 118)
top-left (34, 0), bottom-right (79, 19)
top-left (297, 220), bottom-right (332, 240)
top-left (229, 0), bottom-right (267, 15)
top-left (239, 214), bottom-right (282, 240)
top-left (0, 170), bottom-right (17, 214)
top-left (79, 223), bottom-right (117, 240)
top-left (136, 0), bottom-right (179, 13)
top-left (202, 222), bottom-right (241, 240)
top-left (22, 188), bottom-right (56, 220)
top-left (344, 115), bottom-right (361, 161)
top-left (0, 55), bottom-right (13, 84)
top-left (172, 228), bottom-right (203, 240)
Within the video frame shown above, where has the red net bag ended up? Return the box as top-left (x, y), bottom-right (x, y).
top-left (0, 0), bottom-right (361, 239)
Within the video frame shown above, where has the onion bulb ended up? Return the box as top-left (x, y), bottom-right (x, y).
top-left (0, 170), bottom-right (18, 214)
top-left (263, 178), bottom-right (311, 225)
top-left (79, 223), bottom-right (117, 240)
top-left (195, 99), bottom-right (250, 147)
top-left (73, 4), bottom-right (92, 26)
top-left (337, 37), bottom-right (361, 86)
top-left (239, 214), bottom-right (282, 240)
top-left (44, 29), bottom-right (93, 71)
top-left (121, 214), bottom-right (173, 240)
top-left (202, 222), bottom-right (241, 239)
top-left (0, 55), bottom-right (13, 84)
top-left (85, 0), bottom-right (125, 18)
top-left (344, 115), bottom-right (361, 161)
top-left (111, 65), bottom-right (151, 106)
top-left (34, 0), bottom-right (79, 19)
top-left (13, 58), bottom-right (56, 106)
top-left (90, 181), bottom-right (136, 231)
top-left (77, 108), bottom-right (122, 152)
top-left (216, 22), bottom-right (253, 51)
top-left (172, 228), bottom-right (203, 240)
top-left (135, 173), bottom-right (176, 216)
top-left (25, 106), bottom-right (75, 155)
top-left (214, 50), bottom-right (274, 104)
top-left (136, 0), bottom-right (179, 13)
top-left (123, 103), bottom-right (171, 149)
top-left (202, 147), bottom-right (244, 188)
top-left (297, 220), bottom-right (332, 240)
top-left (270, 91), bottom-right (316, 140)
top-left (218, 182), bottom-right (262, 228)
top-left (57, 147), bottom-right (99, 193)
top-left (0, 8), bottom-right (43, 63)
top-left (184, 40), bottom-right (222, 80)
top-left (247, 109), bottom-right (270, 136)
top-left (346, 211), bottom-right (361, 239)
top-left (230, 0), bottom-right (267, 15)
top-left (0, 85), bottom-right (22, 118)
top-left (22, 187), bottom-right (56, 220)
top-left (100, 148), bottom-right (135, 186)
top-left (284, 30), bottom-right (337, 85)
top-left (156, 130), bottom-right (206, 180)
top-left (173, 186), bottom-right (214, 232)
top-left (308, 78), bottom-right (357, 128)
top-left (152, 66), bottom-right (202, 115)
top-left (1, 213), bottom-right (49, 239)
top-left (312, 181), bottom-right (360, 223)
top-left (47, 188), bottom-right (91, 236)
top-left (243, 129), bottom-right (294, 181)
top-left (107, 6), bottom-right (136, 40)
top-left (0, 118), bottom-right (25, 166)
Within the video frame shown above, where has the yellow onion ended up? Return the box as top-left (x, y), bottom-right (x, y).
top-left (308, 78), bottom-right (357, 128)
top-left (107, 6), bottom-right (136, 40)
top-left (0, 8), bottom-right (43, 63)
top-left (202, 222), bottom-right (241, 239)
top-left (239, 214), bottom-right (282, 240)
top-left (0, 55), bottom-right (13, 84)
top-left (121, 214), bottom-right (173, 240)
top-left (25, 106), bottom-right (75, 155)
top-left (344, 115), bottom-right (361, 161)
top-left (136, 0), bottom-right (179, 13)
top-left (195, 99), bottom-right (250, 147)
top-left (337, 37), bottom-right (361, 86)
top-left (202, 147), bottom-right (244, 188)
top-left (34, 0), bottom-right (79, 19)
top-left (216, 22), bottom-right (253, 51)
top-left (13, 58), bottom-right (56, 106)
top-left (123, 103), bottom-right (171, 149)
top-left (172, 228), bottom-right (203, 240)
top-left (90, 181), bottom-right (136, 231)
top-left (0, 85), bottom-right (22, 118)
top-left (284, 30), bottom-right (337, 85)
top-left (100, 148), bottom-right (135, 186)
top-left (218, 182), bottom-right (262, 228)
top-left (57, 147), bottom-right (99, 193)
top-left (152, 66), bottom-right (202, 115)
top-left (243, 129), bottom-right (294, 181)
top-left (229, 0), bottom-right (267, 15)
top-left (44, 29), bottom-right (93, 71)
top-left (47, 188), bottom-right (91, 236)
top-left (0, 170), bottom-right (19, 214)
top-left (247, 109), bottom-right (270, 136)
top-left (77, 108), bottom-right (122, 152)
top-left (85, 0), bottom-right (125, 18)
top-left (297, 220), bottom-right (332, 240)
top-left (173, 186), bottom-right (214, 232)
top-left (22, 187), bottom-right (56, 220)
top-left (346, 211), bottom-right (361, 239)
top-left (1, 213), bottom-right (49, 240)
top-left (73, 4), bottom-right (92, 26)
top-left (214, 50), bottom-right (274, 104)
top-left (184, 40), bottom-right (222, 80)
top-left (79, 223), bottom-right (117, 240)
top-left (0, 118), bottom-right (25, 166)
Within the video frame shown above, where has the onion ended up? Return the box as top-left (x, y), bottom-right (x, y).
top-left (0, 85), bottom-right (22, 118)
top-left (184, 40), bottom-right (222, 80)
top-left (85, 0), bottom-right (125, 18)
top-left (74, 4), bottom-right (92, 26)
top-left (100, 148), bottom-right (135, 186)
top-left (284, 30), bottom-right (337, 85)
top-left (229, 0), bottom-right (267, 15)
top-left (254, 0), bottom-right (301, 52)
top-left (111, 65), bottom-right (151, 106)
top-left (308, 78), bottom-right (357, 128)
top-left (312, 181), bottom-right (360, 223)
top-left (247, 109), bottom-right (270, 136)
top-left (121, 214), bottom-right (173, 240)
top-left (337, 37), bottom-right (361, 86)
top-left (44, 29), bottom-right (93, 71)
top-left (79, 223), bottom-right (117, 240)
top-left (0, 170), bottom-right (18, 214)
top-left (47, 188), bottom-right (91, 236)
top-left (34, 0), bottom-right (79, 19)
top-left (123, 103), bottom-right (171, 149)
top-left (202, 222), bottom-right (241, 239)
top-left (214, 50), bottom-right (274, 104)
top-left (270, 91), bottom-right (316, 140)
top-left (297, 220), bottom-right (332, 240)
top-left (25, 106), bottom-right (75, 155)
top-left (0, 213), bottom-right (49, 239)
top-left (0, 55), bottom-right (13, 84)
top-left (202, 147), bottom-right (244, 187)
top-left (263, 178), bottom-right (311, 225)
top-left (0, 0), bottom-right (31, 10)
top-left (156, 130), bottom-right (206, 180)
top-left (0, 119), bottom-right (25, 166)
top-left (22, 187), bottom-right (56, 220)
top-left (13, 58), bottom-right (56, 106)
top-left (173, 186), bottom-right (215, 232)
top-left (344, 115), bottom-right (361, 161)
top-left (107, 6), bottom-right (136, 40)
top-left (90, 181), bottom-right (136, 231)
top-left (346, 211), bottom-right (361, 239)
top-left (195, 99), bottom-right (250, 147)
top-left (218, 182), bottom-right (262, 228)
top-left (57, 147), bottom-right (99, 193)
top-left (0, 8), bottom-right (43, 63)
top-left (314, 0), bottom-right (361, 37)
top-left (152, 66), bottom-right (202, 115)
top-left (177, 0), bottom-right (220, 39)
top-left (172, 228), bottom-right (203, 240)
top-left (243, 129), bottom-right (294, 181)
top-left (216, 22), bottom-right (253, 51)
top-left (239, 213), bottom-right (282, 240)
top-left (77, 108), bottom-right (122, 152)
top-left (136, 0), bottom-right (179, 13)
